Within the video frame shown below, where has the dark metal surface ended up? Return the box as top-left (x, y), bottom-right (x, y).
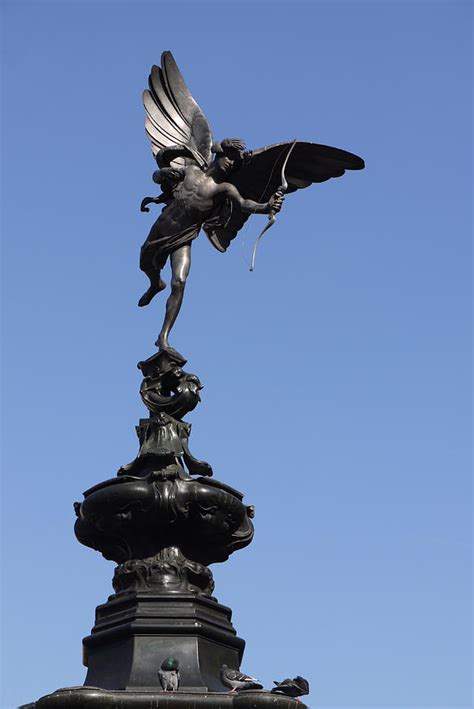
top-left (70, 348), bottom-right (255, 698)
top-left (25, 49), bottom-right (365, 709)
top-left (75, 473), bottom-right (254, 568)
top-left (139, 51), bottom-right (364, 353)
top-left (82, 592), bottom-right (245, 692)
top-left (74, 350), bottom-right (254, 576)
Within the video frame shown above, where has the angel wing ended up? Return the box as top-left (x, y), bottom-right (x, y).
top-left (143, 51), bottom-right (213, 168)
top-left (203, 140), bottom-right (365, 252)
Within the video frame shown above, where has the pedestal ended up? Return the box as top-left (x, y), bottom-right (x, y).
top-left (83, 592), bottom-right (244, 691)
top-left (23, 350), bottom-right (310, 707)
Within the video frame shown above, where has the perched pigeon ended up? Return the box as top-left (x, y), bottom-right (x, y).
top-left (158, 656), bottom-right (180, 691)
top-left (271, 675), bottom-right (310, 698)
top-left (220, 664), bottom-right (263, 692)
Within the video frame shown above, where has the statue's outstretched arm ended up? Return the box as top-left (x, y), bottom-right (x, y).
top-left (222, 184), bottom-right (283, 215)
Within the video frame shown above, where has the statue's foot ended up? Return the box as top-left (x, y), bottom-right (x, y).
top-left (155, 336), bottom-right (171, 350)
top-left (138, 279), bottom-right (166, 307)
top-left (155, 339), bottom-right (185, 361)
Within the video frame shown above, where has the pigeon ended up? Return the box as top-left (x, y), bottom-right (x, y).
top-left (158, 656), bottom-right (180, 691)
top-left (220, 664), bottom-right (263, 692)
top-left (271, 675), bottom-right (310, 698)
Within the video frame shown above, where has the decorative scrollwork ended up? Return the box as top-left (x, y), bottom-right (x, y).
top-left (118, 349), bottom-right (213, 478)
top-left (74, 474), bottom-right (254, 566)
top-left (112, 546), bottom-right (215, 596)
top-left (74, 351), bottom-right (253, 601)
top-left (119, 411), bottom-right (212, 478)
top-left (137, 349), bottom-right (201, 420)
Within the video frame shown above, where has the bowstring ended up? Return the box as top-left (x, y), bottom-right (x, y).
top-left (240, 143), bottom-right (292, 268)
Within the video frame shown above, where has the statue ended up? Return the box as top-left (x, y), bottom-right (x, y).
top-left (25, 50), bottom-right (365, 708)
top-left (139, 51), bottom-right (364, 353)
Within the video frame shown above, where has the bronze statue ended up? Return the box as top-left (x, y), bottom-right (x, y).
top-left (139, 51), bottom-right (364, 354)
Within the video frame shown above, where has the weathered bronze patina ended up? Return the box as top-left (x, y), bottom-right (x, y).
top-left (24, 51), bottom-right (364, 709)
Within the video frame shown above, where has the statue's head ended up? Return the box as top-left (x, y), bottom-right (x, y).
top-left (212, 138), bottom-right (246, 175)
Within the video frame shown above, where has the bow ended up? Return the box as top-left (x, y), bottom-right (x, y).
top-left (249, 140), bottom-right (297, 272)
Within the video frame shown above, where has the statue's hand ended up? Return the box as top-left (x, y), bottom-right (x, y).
top-left (268, 191), bottom-right (285, 215)
top-left (140, 197), bottom-right (155, 212)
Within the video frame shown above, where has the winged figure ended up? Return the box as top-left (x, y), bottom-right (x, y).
top-left (139, 51), bottom-right (364, 354)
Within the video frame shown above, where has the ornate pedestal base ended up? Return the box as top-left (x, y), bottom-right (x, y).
top-left (21, 351), bottom-right (310, 708)
top-left (29, 687), bottom-right (307, 708)
top-left (83, 592), bottom-right (244, 692)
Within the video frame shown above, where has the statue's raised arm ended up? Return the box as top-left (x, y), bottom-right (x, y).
top-left (139, 51), bottom-right (365, 357)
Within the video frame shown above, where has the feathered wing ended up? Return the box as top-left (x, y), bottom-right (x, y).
top-left (143, 51), bottom-right (212, 167)
top-left (203, 141), bottom-right (365, 251)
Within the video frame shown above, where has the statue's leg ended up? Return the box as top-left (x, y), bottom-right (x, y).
top-left (138, 245), bottom-right (167, 307)
top-left (156, 244), bottom-right (191, 350)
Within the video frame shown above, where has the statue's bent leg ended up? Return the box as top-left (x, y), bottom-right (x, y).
top-left (138, 243), bottom-right (167, 307)
top-left (156, 244), bottom-right (191, 350)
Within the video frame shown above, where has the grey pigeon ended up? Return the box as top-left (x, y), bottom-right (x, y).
top-left (271, 675), bottom-right (310, 698)
top-left (158, 656), bottom-right (180, 691)
top-left (220, 664), bottom-right (263, 692)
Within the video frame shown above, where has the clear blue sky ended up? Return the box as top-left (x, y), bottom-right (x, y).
top-left (2, 2), bottom-right (471, 708)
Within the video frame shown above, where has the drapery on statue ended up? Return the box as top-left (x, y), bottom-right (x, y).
top-left (139, 51), bottom-right (365, 354)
